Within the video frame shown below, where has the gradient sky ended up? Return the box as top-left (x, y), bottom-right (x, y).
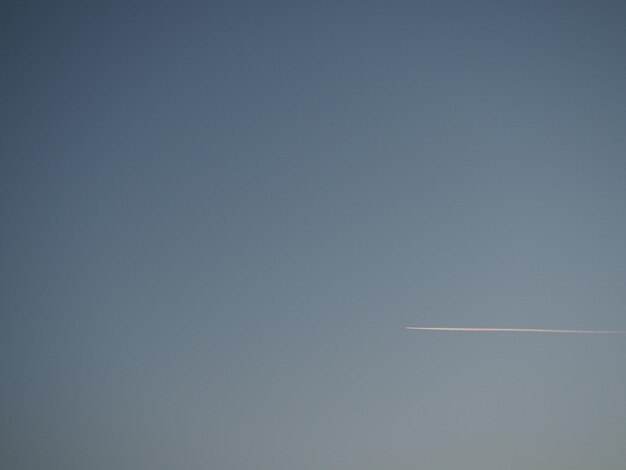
top-left (3, 1), bottom-right (626, 468)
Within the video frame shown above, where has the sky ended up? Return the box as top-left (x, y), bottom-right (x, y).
top-left (2, 1), bottom-right (626, 468)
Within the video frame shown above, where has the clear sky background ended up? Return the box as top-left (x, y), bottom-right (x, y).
top-left (3, 1), bottom-right (626, 468)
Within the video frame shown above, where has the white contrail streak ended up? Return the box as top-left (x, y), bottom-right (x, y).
top-left (405, 327), bottom-right (626, 334)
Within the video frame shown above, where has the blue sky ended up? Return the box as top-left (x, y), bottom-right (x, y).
top-left (3, 1), bottom-right (626, 468)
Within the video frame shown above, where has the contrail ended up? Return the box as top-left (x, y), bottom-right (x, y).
top-left (405, 327), bottom-right (626, 334)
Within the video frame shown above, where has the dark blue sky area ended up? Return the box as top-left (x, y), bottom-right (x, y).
top-left (3, 2), bottom-right (626, 468)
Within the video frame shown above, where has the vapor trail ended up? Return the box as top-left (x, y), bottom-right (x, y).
top-left (405, 327), bottom-right (626, 334)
